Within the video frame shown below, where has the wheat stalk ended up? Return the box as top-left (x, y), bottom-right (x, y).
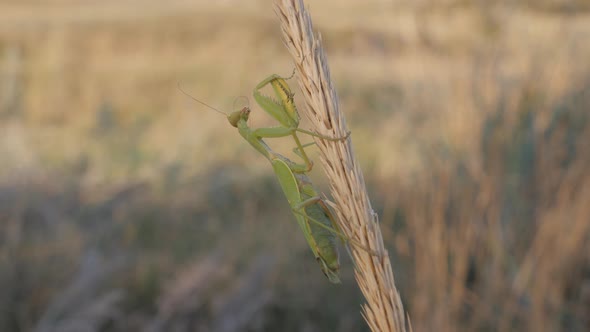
top-left (274, 1), bottom-right (407, 331)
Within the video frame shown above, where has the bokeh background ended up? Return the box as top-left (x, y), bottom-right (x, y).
top-left (1, 0), bottom-right (589, 331)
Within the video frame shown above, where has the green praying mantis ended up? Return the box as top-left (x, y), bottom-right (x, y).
top-left (181, 73), bottom-right (372, 283)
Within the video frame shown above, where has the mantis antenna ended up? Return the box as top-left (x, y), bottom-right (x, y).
top-left (177, 82), bottom-right (228, 116)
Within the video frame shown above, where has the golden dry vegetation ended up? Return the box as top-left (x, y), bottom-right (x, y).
top-left (1, 0), bottom-right (589, 331)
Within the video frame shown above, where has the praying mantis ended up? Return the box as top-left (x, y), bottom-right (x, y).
top-left (181, 73), bottom-right (358, 283)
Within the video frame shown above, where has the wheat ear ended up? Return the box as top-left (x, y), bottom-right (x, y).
top-left (274, 1), bottom-right (407, 331)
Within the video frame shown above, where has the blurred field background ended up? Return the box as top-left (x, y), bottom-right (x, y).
top-left (1, 0), bottom-right (590, 331)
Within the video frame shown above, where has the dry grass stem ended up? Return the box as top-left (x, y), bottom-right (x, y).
top-left (274, 1), bottom-right (407, 331)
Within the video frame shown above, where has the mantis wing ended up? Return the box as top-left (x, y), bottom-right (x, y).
top-left (272, 158), bottom-right (340, 283)
top-left (271, 158), bottom-right (317, 253)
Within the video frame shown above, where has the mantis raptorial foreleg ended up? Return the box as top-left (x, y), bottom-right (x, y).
top-left (252, 73), bottom-right (350, 171)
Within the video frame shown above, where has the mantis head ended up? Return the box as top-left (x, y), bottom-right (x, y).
top-left (227, 107), bottom-right (250, 127)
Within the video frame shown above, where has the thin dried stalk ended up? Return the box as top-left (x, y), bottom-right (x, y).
top-left (274, 1), bottom-right (407, 331)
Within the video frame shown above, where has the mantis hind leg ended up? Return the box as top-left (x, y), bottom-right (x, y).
top-left (256, 73), bottom-right (351, 143)
top-left (292, 197), bottom-right (384, 258)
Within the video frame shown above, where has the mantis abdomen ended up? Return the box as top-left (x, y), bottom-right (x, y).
top-left (302, 193), bottom-right (340, 277)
